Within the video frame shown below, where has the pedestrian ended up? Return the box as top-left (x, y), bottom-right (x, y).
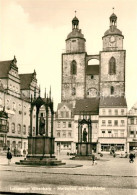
top-left (92, 153), bottom-right (97, 165)
top-left (129, 152), bottom-right (135, 163)
top-left (7, 148), bottom-right (12, 165)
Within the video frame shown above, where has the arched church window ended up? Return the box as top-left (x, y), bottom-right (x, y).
top-left (110, 86), bottom-right (114, 95)
top-left (109, 57), bottom-right (116, 75)
top-left (71, 60), bottom-right (77, 75)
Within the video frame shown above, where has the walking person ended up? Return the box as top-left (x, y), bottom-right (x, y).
top-left (129, 152), bottom-right (135, 163)
top-left (7, 148), bottom-right (12, 165)
top-left (92, 153), bottom-right (97, 165)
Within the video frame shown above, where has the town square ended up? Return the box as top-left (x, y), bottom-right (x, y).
top-left (0, 0), bottom-right (137, 194)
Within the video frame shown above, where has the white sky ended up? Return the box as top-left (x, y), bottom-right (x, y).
top-left (0, 0), bottom-right (137, 110)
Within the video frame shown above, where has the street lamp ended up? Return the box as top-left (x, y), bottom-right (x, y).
top-left (0, 107), bottom-right (8, 149)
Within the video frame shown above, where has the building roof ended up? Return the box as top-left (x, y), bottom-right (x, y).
top-left (86, 65), bottom-right (99, 75)
top-left (19, 73), bottom-right (34, 90)
top-left (74, 98), bottom-right (99, 115)
top-left (57, 102), bottom-right (73, 110)
top-left (100, 97), bottom-right (127, 107)
top-left (0, 60), bottom-right (12, 78)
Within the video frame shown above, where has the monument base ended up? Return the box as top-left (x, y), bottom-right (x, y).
top-left (16, 136), bottom-right (65, 166)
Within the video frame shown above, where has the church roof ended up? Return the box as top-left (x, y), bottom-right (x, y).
top-left (104, 27), bottom-right (123, 37)
top-left (74, 98), bottom-right (99, 115)
top-left (66, 29), bottom-right (85, 41)
top-left (19, 73), bottom-right (34, 90)
top-left (0, 60), bottom-right (12, 78)
top-left (100, 97), bottom-right (127, 107)
top-left (86, 65), bottom-right (99, 75)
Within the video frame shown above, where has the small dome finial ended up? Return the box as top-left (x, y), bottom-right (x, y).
top-left (72, 11), bottom-right (79, 30)
top-left (112, 7), bottom-right (115, 13)
top-left (75, 10), bottom-right (77, 16)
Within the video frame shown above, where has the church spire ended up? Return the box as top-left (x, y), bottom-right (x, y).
top-left (109, 8), bottom-right (117, 27)
top-left (72, 11), bottom-right (79, 30)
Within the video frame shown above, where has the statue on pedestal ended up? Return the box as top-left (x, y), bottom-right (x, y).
top-left (39, 113), bottom-right (45, 135)
top-left (83, 128), bottom-right (87, 142)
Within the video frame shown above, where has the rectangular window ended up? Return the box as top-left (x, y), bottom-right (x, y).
top-left (108, 120), bottom-right (112, 126)
top-left (108, 109), bottom-right (112, 115)
top-left (101, 130), bottom-right (105, 137)
top-left (102, 109), bottom-right (105, 115)
top-left (61, 111), bottom-right (64, 118)
top-left (114, 120), bottom-right (118, 126)
top-left (131, 118), bottom-right (134, 125)
top-left (66, 112), bottom-right (69, 118)
top-left (102, 120), bottom-right (106, 126)
top-left (63, 122), bottom-right (66, 128)
top-left (130, 131), bottom-right (134, 137)
top-left (115, 109), bottom-right (118, 115)
top-left (68, 122), bottom-right (72, 128)
top-left (120, 131), bottom-right (124, 137)
top-left (121, 109), bottom-right (124, 115)
top-left (57, 122), bottom-right (61, 128)
top-left (108, 130), bottom-right (112, 137)
top-left (121, 120), bottom-right (125, 126)
top-left (114, 131), bottom-right (118, 137)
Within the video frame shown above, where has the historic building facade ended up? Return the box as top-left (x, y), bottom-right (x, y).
top-left (55, 12), bottom-right (129, 154)
top-left (0, 56), bottom-right (39, 154)
top-left (127, 103), bottom-right (137, 151)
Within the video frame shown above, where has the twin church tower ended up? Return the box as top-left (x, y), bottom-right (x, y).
top-left (61, 13), bottom-right (125, 104)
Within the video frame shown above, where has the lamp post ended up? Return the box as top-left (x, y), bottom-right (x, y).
top-left (0, 107), bottom-right (8, 150)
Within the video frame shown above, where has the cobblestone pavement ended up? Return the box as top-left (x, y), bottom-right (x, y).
top-left (0, 154), bottom-right (137, 195)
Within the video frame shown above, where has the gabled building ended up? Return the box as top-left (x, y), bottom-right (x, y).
top-left (0, 56), bottom-right (39, 154)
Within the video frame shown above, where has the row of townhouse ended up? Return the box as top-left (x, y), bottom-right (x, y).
top-left (54, 97), bottom-right (137, 154)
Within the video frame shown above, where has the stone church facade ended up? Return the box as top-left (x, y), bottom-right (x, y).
top-left (55, 13), bottom-right (130, 154)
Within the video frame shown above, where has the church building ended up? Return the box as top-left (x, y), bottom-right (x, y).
top-left (55, 12), bottom-right (128, 154)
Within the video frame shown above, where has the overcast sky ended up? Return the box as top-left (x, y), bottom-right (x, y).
top-left (0, 0), bottom-right (137, 110)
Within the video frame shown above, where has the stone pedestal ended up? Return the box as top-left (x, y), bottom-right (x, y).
top-left (77, 142), bottom-right (92, 156)
top-left (16, 136), bottom-right (65, 166)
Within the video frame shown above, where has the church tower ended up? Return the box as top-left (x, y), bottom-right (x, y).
top-left (100, 13), bottom-right (126, 97)
top-left (61, 14), bottom-right (86, 104)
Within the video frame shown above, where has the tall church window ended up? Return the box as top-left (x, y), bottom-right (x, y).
top-left (110, 86), bottom-right (114, 95)
top-left (109, 57), bottom-right (116, 75)
top-left (71, 60), bottom-right (77, 75)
